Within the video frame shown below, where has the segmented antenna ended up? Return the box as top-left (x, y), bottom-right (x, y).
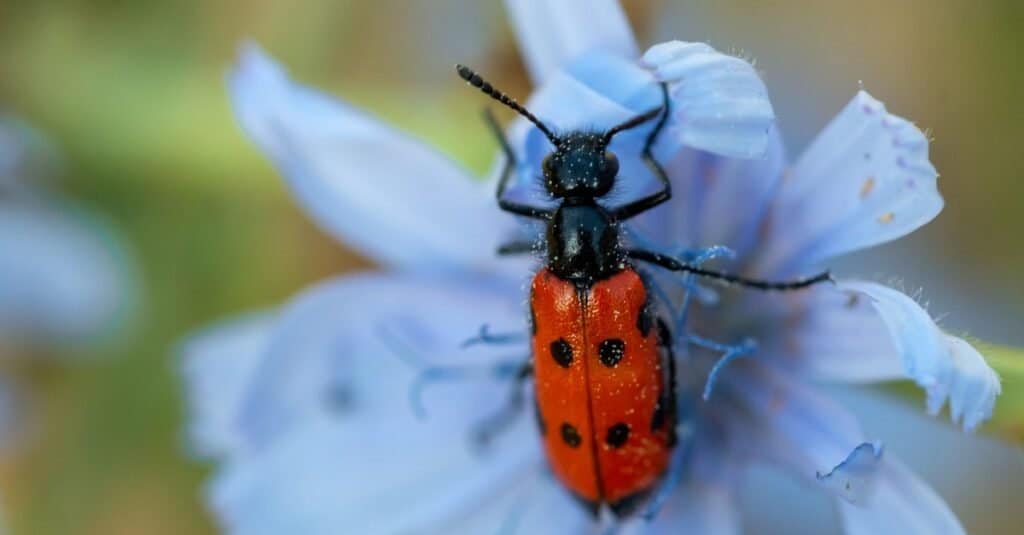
top-left (455, 64), bottom-right (560, 147)
top-left (602, 105), bottom-right (664, 145)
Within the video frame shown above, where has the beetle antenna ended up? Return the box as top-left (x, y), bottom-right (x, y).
top-left (456, 64), bottom-right (560, 147)
top-left (602, 106), bottom-right (663, 145)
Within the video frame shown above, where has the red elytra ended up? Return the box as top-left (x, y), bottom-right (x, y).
top-left (531, 268), bottom-right (674, 516)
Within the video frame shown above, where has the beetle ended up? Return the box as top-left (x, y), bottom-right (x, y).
top-left (456, 65), bottom-right (830, 518)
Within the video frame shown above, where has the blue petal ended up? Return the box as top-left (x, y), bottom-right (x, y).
top-left (642, 41), bottom-right (775, 158)
top-left (636, 126), bottom-right (786, 256)
top-left (758, 283), bottom-right (905, 382)
top-left (815, 441), bottom-right (884, 505)
top-left (0, 200), bottom-right (133, 344)
top-left (503, 0), bottom-right (638, 85)
top-left (727, 367), bottom-right (869, 488)
top-left (836, 453), bottom-right (965, 535)
top-left (229, 44), bottom-right (518, 274)
top-left (232, 272), bottom-right (526, 452)
top-left (619, 481), bottom-right (741, 535)
top-left (757, 91), bottom-right (943, 274)
top-left (211, 412), bottom-right (545, 535)
top-left (180, 311), bottom-right (276, 459)
top-left (840, 282), bottom-right (1000, 431)
top-left (201, 274), bottom-right (551, 533)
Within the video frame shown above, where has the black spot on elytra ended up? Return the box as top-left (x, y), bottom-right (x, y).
top-left (560, 422), bottom-right (582, 448)
top-left (599, 338), bottom-right (625, 367)
top-left (550, 338), bottom-right (573, 368)
top-left (605, 422), bottom-right (630, 448)
top-left (636, 302), bottom-right (653, 337)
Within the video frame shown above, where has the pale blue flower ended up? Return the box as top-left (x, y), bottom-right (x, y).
top-left (0, 115), bottom-right (135, 449)
top-left (182, 1), bottom-right (999, 533)
top-left (0, 116), bottom-right (133, 347)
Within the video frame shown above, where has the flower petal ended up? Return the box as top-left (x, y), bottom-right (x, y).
top-left (180, 311), bottom-right (276, 459)
top-left (619, 481), bottom-right (741, 535)
top-left (815, 441), bottom-right (884, 505)
top-left (638, 126), bottom-right (785, 255)
top-left (211, 411), bottom-right (545, 535)
top-left (836, 453), bottom-right (965, 535)
top-left (229, 43), bottom-right (516, 273)
top-left (840, 281), bottom-right (1000, 431)
top-left (503, 0), bottom-right (638, 86)
top-left (727, 366), bottom-right (867, 482)
top-left (0, 201), bottom-right (132, 344)
top-left (202, 273), bottom-right (556, 533)
top-left (642, 41), bottom-right (775, 158)
top-left (756, 91), bottom-right (942, 275)
top-left (232, 272), bottom-right (527, 452)
top-left (758, 283), bottom-right (906, 383)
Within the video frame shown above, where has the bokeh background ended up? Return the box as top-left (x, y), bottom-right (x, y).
top-left (0, 1), bottom-right (1020, 533)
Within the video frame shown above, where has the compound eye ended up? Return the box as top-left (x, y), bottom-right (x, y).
top-left (542, 153), bottom-right (558, 176)
top-left (602, 151), bottom-right (619, 177)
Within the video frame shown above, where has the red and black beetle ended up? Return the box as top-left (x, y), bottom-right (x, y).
top-left (456, 65), bottom-right (829, 518)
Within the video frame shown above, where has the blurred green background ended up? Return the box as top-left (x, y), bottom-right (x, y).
top-left (0, 1), bottom-right (1020, 533)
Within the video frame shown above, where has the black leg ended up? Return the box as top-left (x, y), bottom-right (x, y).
top-left (611, 83), bottom-right (673, 221)
top-left (483, 109), bottom-right (552, 220)
top-left (629, 249), bottom-right (832, 291)
top-left (496, 240), bottom-right (539, 256)
top-left (472, 362), bottom-right (533, 448)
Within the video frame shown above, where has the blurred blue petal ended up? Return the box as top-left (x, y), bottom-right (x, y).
top-left (642, 41), bottom-right (775, 158)
top-left (430, 467), bottom-right (593, 535)
top-left (619, 481), bottom-right (740, 535)
top-left (729, 367), bottom-right (867, 482)
top-left (641, 126), bottom-right (785, 255)
top-left (836, 454), bottom-right (965, 535)
top-left (503, 0), bottom-right (637, 85)
top-left (211, 412), bottom-right (541, 535)
top-left (232, 272), bottom-right (526, 452)
top-left (815, 441), bottom-right (883, 505)
top-left (841, 281), bottom-right (1000, 431)
top-left (181, 311), bottom-right (276, 459)
top-left (758, 91), bottom-right (943, 274)
top-left (0, 201), bottom-right (132, 344)
top-left (229, 44), bottom-right (517, 274)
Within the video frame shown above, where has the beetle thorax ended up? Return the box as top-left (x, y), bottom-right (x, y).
top-left (546, 201), bottom-right (626, 286)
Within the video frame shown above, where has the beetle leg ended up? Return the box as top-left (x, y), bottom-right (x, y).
top-left (460, 323), bottom-right (530, 348)
top-left (471, 362), bottom-right (533, 449)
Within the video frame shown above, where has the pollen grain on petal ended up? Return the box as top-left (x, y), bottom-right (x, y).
top-left (877, 212), bottom-right (894, 224)
top-left (859, 177), bottom-right (875, 198)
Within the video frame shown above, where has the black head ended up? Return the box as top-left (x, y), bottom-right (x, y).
top-left (457, 64), bottom-right (662, 200)
top-left (542, 133), bottom-right (617, 198)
